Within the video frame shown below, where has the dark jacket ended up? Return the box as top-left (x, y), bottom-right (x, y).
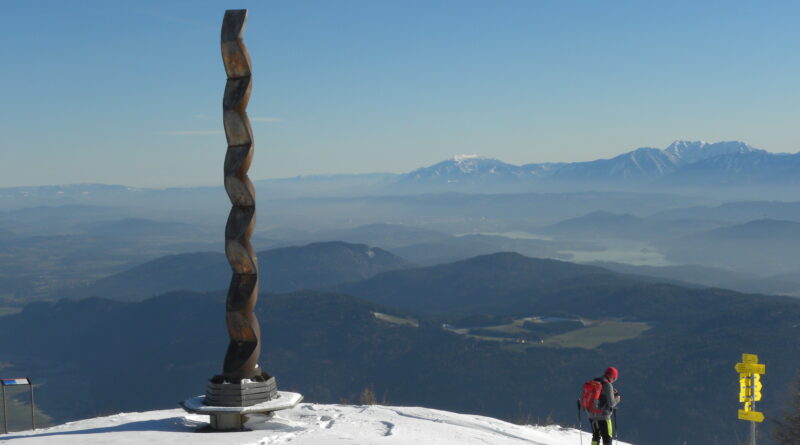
top-left (588, 376), bottom-right (618, 420)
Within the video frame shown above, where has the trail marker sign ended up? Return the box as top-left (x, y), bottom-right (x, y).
top-left (737, 410), bottom-right (765, 423)
top-left (736, 363), bottom-right (766, 374)
top-left (735, 353), bottom-right (764, 445)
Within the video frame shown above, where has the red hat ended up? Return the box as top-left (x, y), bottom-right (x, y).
top-left (605, 367), bottom-right (619, 380)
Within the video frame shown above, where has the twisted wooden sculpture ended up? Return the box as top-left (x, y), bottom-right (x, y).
top-left (181, 10), bottom-right (288, 417)
top-left (220, 9), bottom-right (261, 382)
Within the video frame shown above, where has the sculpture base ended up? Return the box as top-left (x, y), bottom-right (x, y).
top-left (205, 375), bottom-right (278, 406)
top-left (180, 391), bottom-right (303, 431)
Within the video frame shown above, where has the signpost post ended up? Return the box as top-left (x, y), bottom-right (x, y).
top-left (1, 382), bottom-right (6, 434)
top-left (0, 377), bottom-right (35, 434)
top-left (736, 354), bottom-right (764, 445)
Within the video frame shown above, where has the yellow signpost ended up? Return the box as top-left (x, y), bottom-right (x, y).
top-left (735, 363), bottom-right (766, 374)
top-left (737, 410), bottom-right (764, 422)
top-left (736, 353), bottom-right (765, 445)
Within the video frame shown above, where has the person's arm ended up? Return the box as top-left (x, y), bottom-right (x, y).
top-left (605, 382), bottom-right (619, 409)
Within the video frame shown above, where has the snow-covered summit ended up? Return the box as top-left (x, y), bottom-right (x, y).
top-left (394, 140), bottom-right (769, 187)
top-left (0, 403), bottom-right (633, 445)
top-left (399, 155), bottom-right (525, 185)
top-left (663, 140), bottom-right (761, 165)
top-left (453, 153), bottom-right (483, 163)
top-left (451, 154), bottom-right (491, 174)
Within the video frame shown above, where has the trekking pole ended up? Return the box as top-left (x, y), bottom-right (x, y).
top-left (576, 400), bottom-right (583, 445)
top-left (612, 408), bottom-right (618, 438)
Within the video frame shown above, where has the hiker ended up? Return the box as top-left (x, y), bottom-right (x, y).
top-left (587, 366), bottom-right (620, 445)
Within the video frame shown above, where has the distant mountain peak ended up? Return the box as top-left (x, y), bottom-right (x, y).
top-left (665, 140), bottom-right (709, 151)
top-left (398, 156), bottom-right (523, 186)
top-left (390, 139), bottom-right (786, 190)
top-left (453, 154), bottom-right (483, 163)
top-left (449, 155), bottom-right (493, 174)
top-left (663, 140), bottom-right (760, 165)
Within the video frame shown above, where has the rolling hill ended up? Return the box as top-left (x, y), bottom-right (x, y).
top-left (334, 252), bottom-right (640, 315)
top-left (388, 234), bottom-right (599, 266)
top-left (539, 211), bottom-right (720, 241)
top-left (303, 223), bottom-right (451, 249)
top-left (659, 219), bottom-right (800, 275)
top-left (62, 242), bottom-right (413, 301)
top-left (651, 200), bottom-right (800, 224)
top-left (588, 260), bottom-right (800, 296)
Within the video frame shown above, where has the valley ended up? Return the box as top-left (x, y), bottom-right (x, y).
top-left (443, 315), bottom-right (651, 350)
top-left (3, 142), bottom-right (800, 444)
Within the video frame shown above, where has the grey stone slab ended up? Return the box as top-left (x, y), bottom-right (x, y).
top-left (206, 385), bottom-right (271, 395)
top-left (181, 391), bottom-right (303, 415)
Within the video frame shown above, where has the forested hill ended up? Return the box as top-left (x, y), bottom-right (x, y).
top-left (2, 255), bottom-right (800, 445)
top-left (61, 241), bottom-right (412, 301)
top-left (334, 252), bottom-right (640, 315)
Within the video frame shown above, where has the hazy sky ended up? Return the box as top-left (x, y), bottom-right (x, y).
top-left (2, 0), bottom-right (799, 187)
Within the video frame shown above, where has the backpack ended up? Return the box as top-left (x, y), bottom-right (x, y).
top-left (580, 380), bottom-right (603, 414)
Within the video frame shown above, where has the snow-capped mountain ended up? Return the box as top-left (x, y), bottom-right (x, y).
top-left (0, 404), bottom-right (633, 445)
top-left (396, 154), bottom-right (532, 186)
top-left (392, 140), bottom-right (793, 189)
top-left (3, 141), bottom-right (795, 203)
top-left (546, 147), bottom-right (679, 181)
top-left (545, 140), bottom-right (763, 182)
top-left (663, 140), bottom-right (763, 165)
top-left (667, 150), bottom-right (800, 185)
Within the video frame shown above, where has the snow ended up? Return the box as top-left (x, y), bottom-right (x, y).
top-left (453, 154), bottom-right (481, 162)
top-left (663, 140), bottom-right (758, 165)
top-left (452, 154), bottom-right (485, 174)
top-left (0, 403), bottom-right (634, 445)
top-left (182, 392), bottom-right (303, 414)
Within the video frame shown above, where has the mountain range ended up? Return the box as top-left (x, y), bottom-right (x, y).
top-left (397, 140), bottom-right (796, 190)
top-left (2, 141), bottom-right (799, 206)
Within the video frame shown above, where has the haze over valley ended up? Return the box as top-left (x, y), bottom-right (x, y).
top-left (2, 140), bottom-right (800, 445)
top-left (5, 1), bottom-right (800, 442)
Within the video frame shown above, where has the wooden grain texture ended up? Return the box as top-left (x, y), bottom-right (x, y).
top-left (219, 8), bottom-right (262, 382)
top-left (223, 110), bottom-right (252, 147)
top-left (224, 175), bottom-right (256, 208)
top-left (224, 78), bottom-right (252, 111)
top-left (221, 10), bottom-right (251, 79)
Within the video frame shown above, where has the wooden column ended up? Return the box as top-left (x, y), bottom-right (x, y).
top-left (220, 9), bottom-right (260, 381)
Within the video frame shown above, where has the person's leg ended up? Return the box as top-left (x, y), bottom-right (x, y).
top-left (600, 418), bottom-right (613, 445)
top-left (591, 420), bottom-right (601, 445)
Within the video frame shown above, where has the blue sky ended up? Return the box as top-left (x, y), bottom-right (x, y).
top-left (2, 0), bottom-right (799, 187)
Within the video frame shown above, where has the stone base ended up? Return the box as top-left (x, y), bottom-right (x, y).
top-left (207, 412), bottom-right (255, 431)
top-left (205, 375), bottom-right (278, 407)
top-left (180, 391), bottom-right (303, 431)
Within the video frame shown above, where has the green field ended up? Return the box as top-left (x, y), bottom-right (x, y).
top-left (0, 307), bottom-right (22, 317)
top-left (373, 312), bottom-right (419, 328)
top-left (478, 319), bottom-right (531, 335)
top-left (541, 321), bottom-right (651, 349)
top-left (446, 316), bottom-right (650, 351)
